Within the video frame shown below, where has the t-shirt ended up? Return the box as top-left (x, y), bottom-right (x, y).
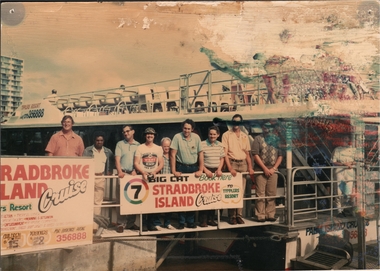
top-left (170, 132), bottom-right (202, 164)
top-left (135, 143), bottom-right (163, 173)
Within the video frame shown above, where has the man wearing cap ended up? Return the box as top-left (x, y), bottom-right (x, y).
top-left (222, 114), bottom-right (254, 225)
top-left (115, 125), bottom-right (140, 231)
top-left (134, 127), bottom-right (164, 231)
top-left (83, 131), bottom-right (114, 232)
top-left (170, 119), bottom-right (204, 229)
top-left (252, 120), bottom-right (283, 222)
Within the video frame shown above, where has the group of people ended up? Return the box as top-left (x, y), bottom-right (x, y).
top-left (45, 114), bottom-right (286, 232)
top-left (45, 113), bottom-right (360, 234)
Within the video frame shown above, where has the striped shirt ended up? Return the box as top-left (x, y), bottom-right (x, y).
top-left (201, 139), bottom-right (225, 169)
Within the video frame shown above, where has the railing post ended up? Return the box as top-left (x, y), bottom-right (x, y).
top-left (352, 116), bottom-right (366, 269)
top-left (179, 74), bottom-right (189, 113)
top-left (286, 121), bottom-right (293, 226)
top-left (207, 71), bottom-right (212, 112)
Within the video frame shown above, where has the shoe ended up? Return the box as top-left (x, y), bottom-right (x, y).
top-left (156, 226), bottom-right (165, 231)
top-left (187, 223), bottom-right (197, 228)
top-left (148, 226), bottom-right (158, 231)
top-left (199, 221), bottom-right (208, 227)
top-left (207, 220), bottom-right (217, 226)
top-left (178, 224), bottom-right (185, 230)
top-left (228, 217), bottom-right (237, 225)
top-left (236, 217), bottom-right (245, 224)
top-left (165, 224), bottom-right (176, 230)
top-left (126, 224), bottom-right (140, 231)
top-left (256, 218), bottom-right (265, 222)
top-left (116, 225), bottom-right (124, 233)
top-left (266, 217), bottom-right (277, 222)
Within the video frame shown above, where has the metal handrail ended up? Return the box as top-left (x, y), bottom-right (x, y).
top-left (95, 170), bottom-right (288, 234)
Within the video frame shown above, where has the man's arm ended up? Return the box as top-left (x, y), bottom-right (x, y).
top-left (170, 148), bottom-right (180, 176)
top-left (194, 151), bottom-right (204, 177)
top-left (215, 156), bottom-right (224, 177)
top-left (272, 155), bottom-right (283, 171)
top-left (244, 150), bottom-right (254, 175)
top-left (78, 138), bottom-right (85, 157)
top-left (154, 156), bottom-right (164, 175)
top-left (107, 150), bottom-right (115, 175)
top-left (115, 156), bottom-right (125, 178)
top-left (134, 155), bottom-right (148, 179)
top-left (224, 149), bottom-right (236, 176)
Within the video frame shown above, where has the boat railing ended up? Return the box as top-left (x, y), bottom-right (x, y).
top-left (289, 164), bottom-right (379, 227)
top-left (44, 68), bottom-right (376, 118)
top-left (98, 170), bottom-right (287, 237)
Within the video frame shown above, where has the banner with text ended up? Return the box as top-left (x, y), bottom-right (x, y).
top-left (120, 173), bottom-right (243, 214)
top-left (1, 157), bottom-right (94, 255)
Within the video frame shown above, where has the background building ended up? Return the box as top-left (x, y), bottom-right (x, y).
top-left (1, 56), bottom-right (23, 118)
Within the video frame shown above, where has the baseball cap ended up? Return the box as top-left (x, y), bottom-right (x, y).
top-left (143, 127), bottom-right (156, 135)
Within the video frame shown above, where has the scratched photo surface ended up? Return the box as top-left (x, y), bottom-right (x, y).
top-left (1, 1), bottom-right (379, 101)
top-left (1, 1), bottom-right (379, 270)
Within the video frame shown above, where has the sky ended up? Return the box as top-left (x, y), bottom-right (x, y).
top-left (1, 1), bottom-right (379, 102)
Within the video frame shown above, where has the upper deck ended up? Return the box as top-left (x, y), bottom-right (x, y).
top-left (2, 68), bottom-right (379, 129)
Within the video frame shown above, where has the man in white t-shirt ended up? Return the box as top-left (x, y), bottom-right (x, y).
top-left (134, 127), bottom-right (164, 230)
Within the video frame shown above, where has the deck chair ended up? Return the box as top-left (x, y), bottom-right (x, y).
top-left (73, 95), bottom-right (92, 109)
top-left (150, 86), bottom-right (166, 112)
top-left (91, 93), bottom-right (106, 106)
top-left (56, 98), bottom-right (69, 110)
top-left (166, 86), bottom-right (180, 112)
top-left (192, 89), bottom-right (208, 113)
top-left (99, 89), bottom-right (123, 106)
top-left (137, 86), bottom-right (153, 112)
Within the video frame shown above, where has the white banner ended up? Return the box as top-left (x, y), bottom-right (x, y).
top-left (120, 173), bottom-right (243, 214)
top-left (1, 157), bottom-right (94, 255)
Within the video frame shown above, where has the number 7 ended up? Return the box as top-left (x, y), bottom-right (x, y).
top-left (131, 185), bottom-right (142, 199)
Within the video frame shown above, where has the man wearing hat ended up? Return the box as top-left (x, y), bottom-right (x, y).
top-left (134, 127), bottom-right (164, 181)
top-left (252, 120), bottom-right (283, 222)
top-left (134, 127), bottom-right (164, 231)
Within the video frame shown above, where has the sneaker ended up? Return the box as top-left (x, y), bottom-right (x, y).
top-left (165, 224), bottom-right (176, 230)
top-left (266, 217), bottom-right (277, 222)
top-left (178, 224), bottom-right (185, 230)
top-left (186, 223), bottom-right (197, 228)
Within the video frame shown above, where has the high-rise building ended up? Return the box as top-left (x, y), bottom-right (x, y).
top-left (1, 56), bottom-right (24, 118)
